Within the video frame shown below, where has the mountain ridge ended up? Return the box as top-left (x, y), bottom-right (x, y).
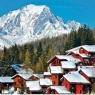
top-left (0, 4), bottom-right (81, 50)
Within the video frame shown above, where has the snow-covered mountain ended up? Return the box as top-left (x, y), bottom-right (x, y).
top-left (0, 4), bottom-right (81, 50)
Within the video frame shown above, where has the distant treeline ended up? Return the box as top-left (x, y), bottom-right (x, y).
top-left (0, 25), bottom-right (95, 73)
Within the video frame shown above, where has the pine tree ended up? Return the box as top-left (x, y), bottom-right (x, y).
top-left (23, 49), bottom-right (31, 68)
top-left (78, 25), bottom-right (95, 45)
top-left (29, 44), bottom-right (36, 64)
top-left (10, 44), bottom-right (21, 64)
top-left (64, 30), bottom-right (78, 51)
top-left (35, 57), bottom-right (44, 73)
top-left (0, 51), bottom-right (4, 60)
top-left (20, 45), bottom-right (27, 63)
top-left (46, 46), bottom-right (55, 60)
top-left (3, 47), bottom-right (10, 63)
top-left (36, 42), bottom-right (43, 58)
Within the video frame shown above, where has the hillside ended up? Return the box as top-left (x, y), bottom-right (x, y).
top-left (0, 25), bottom-right (94, 73)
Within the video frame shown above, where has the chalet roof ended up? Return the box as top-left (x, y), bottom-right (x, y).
top-left (71, 49), bottom-right (88, 58)
top-left (0, 77), bottom-right (13, 83)
top-left (49, 66), bottom-right (63, 74)
top-left (66, 45), bottom-right (95, 53)
top-left (12, 73), bottom-right (37, 80)
top-left (82, 45), bottom-right (95, 52)
top-left (48, 55), bottom-right (81, 63)
top-left (50, 86), bottom-right (71, 94)
top-left (79, 66), bottom-right (95, 78)
top-left (66, 46), bottom-right (88, 58)
top-left (56, 55), bottom-right (81, 63)
top-left (61, 61), bottom-right (76, 69)
top-left (26, 80), bottom-right (42, 91)
top-left (66, 46), bottom-right (81, 53)
top-left (34, 74), bottom-right (44, 78)
top-left (44, 72), bottom-right (51, 76)
top-left (11, 64), bottom-right (33, 74)
top-left (63, 71), bottom-right (90, 84)
top-left (40, 78), bottom-right (52, 86)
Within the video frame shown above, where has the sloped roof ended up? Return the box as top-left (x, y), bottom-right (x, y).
top-left (61, 61), bottom-right (76, 69)
top-left (79, 66), bottom-right (95, 78)
top-left (66, 45), bottom-right (95, 53)
top-left (0, 77), bottom-right (13, 83)
top-left (12, 73), bottom-right (33, 80)
top-left (63, 71), bottom-right (90, 84)
top-left (26, 80), bottom-right (42, 91)
top-left (34, 74), bottom-right (44, 78)
top-left (44, 72), bottom-right (51, 76)
top-left (82, 45), bottom-right (95, 52)
top-left (48, 55), bottom-right (81, 63)
top-left (56, 55), bottom-right (81, 63)
top-left (11, 64), bottom-right (33, 74)
top-left (40, 78), bottom-right (52, 86)
top-left (49, 66), bottom-right (63, 74)
top-left (12, 73), bottom-right (39, 80)
top-left (50, 86), bottom-right (71, 94)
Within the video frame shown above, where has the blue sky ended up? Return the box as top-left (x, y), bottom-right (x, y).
top-left (0, 0), bottom-right (95, 28)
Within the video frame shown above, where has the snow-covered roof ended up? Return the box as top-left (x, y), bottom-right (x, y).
top-left (66, 46), bottom-right (88, 58)
top-left (56, 55), bottom-right (81, 63)
top-left (49, 66), bottom-right (63, 74)
top-left (50, 86), bottom-right (71, 94)
top-left (44, 72), bottom-right (51, 76)
top-left (79, 66), bottom-right (95, 78)
top-left (26, 80), bottom-right (42, 91)
top-left (66, 46), bottom-right (81, 53)
top-left (82, 45), bottom-right (95, 52)
top-left (2, 90), bottom-right (9, 94)
top-left (40, 78), bottom-right (52, 86)
top-left (48, 55), bottom-right (81, 64)
top-left (12, 73), bottom-right (33, 80)
top-left (0, 77), bottom-right (13, 83)
top-left (63, 71), bottom-right (90, 84)
top-left (79, 53), bottom-right (88, 58)
top-left (11, 64), bottom-right (33, 74)
top-left (61, 61), bottom-right (76, 69)
top-left (34, 74), bottom-right (44, 78)
top-left (67, 45), bottom-right (95, 53)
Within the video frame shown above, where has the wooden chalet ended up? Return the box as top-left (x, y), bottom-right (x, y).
top-left (61, 71), bottom-right (91, 94)
top-left (46, 86), bottom-right (71, 94)
top-left (48, 65), bottom-right (63, 85)
top-left (12, 73), bottom-right (39, 90)
top-left (47, 55), bottom-right (81, 66)
top-left (66, 45), bottom-right (95, 65)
